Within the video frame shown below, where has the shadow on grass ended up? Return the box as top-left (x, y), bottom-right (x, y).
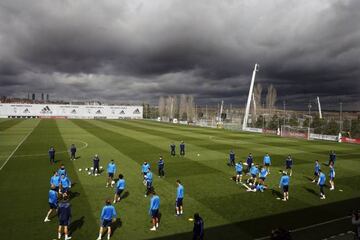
top-left (69, 216), bottom-right (85, 235)
top-left (151, 197), bottom-right (360, 240)
top-left (69, 191), bottom-right (80, 200)
top-left (303, 176), bottom-right (313, 182)
top-left (111, 218), bottom-right (122, 236)
top-left (121, 191), bottom-right (130, 200)
top-left (271, 188), bottom-right (283, 199)
top-left (304, 187), bottom-right (319, 197)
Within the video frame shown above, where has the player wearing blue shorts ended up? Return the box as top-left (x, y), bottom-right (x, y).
top-left (318, 170), bottom-right (326, 199)
top-left (263, 153), bottom-right (271, 173)
top-left (60, 174), bottom-right (71, 197)
top-left (158, 156), bottom-right (165, 178)
top-left (279, 172), bottom-right (290, 201)
top-left (312, 160), bottom-right (321, 182)
top-left (145, 171), bottom-right (153, 197)
top-left (229, 150), bottom-right (235, 166)
top-left (246, 153), bottom-right (254, 173)
top-left (285, 155), bottom-right (293, 176)
top-left (259, 166), bottom-right (268, 183)
top-left (141, 161), bottom-right (150, 179)
top-left (57, 195), bottom-right (72, 240)
top-left (329, 164), bottom-right (335, 190)
top-left (235, 161), bottom-right (243, 183)
top-left (97, 199), bottom-right (117, 240)
top-left (69, 144), bottom-right (76, 161)
top-left (180, 141), bottom-right (186, 156)
top-left (50, 171), bottom-right (61, 192)
top-left (329, 150), bottom-right (336, 166)
top-left (149, 191), bottom-right (160, 231)
top-left (49, 146), bottom-right (55, 164)
top-left (175, 180), bottom-right (184, 216)
top-left (113, 174), bottom-right (125, 203)
top-left (247, 164), bottom-right (259, 185)
top-left (106, 160), bottom-right (116, 188)
top-left (44, 184), bottom-right (58, 222)
top-left (170, 143), bottom-right (176, 156)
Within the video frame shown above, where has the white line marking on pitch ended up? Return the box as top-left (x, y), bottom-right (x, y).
top-left (0, 122), bottom-right (38, 171)
top-left (254, 216), bottom-right (351, 240)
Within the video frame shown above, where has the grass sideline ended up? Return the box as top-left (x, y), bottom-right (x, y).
top-left (0, 119), bottom-right (359, 239)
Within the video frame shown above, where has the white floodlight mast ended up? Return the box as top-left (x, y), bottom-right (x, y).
top-left (219, 100), bottom-right (224, 122)
top-left (317, 96), bottom-right (322, 119)
top-left (242, 64), bottom-right (259, 130)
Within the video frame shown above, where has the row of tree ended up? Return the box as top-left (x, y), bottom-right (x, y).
top-left (158, 95), bottom-right (195, 121)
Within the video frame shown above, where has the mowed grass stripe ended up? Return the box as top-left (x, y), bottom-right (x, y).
top-left (71, 120), bottom-right (238, 239)
top-left (0, 119), bottom-right (24, 131)
top-left (0, 120), bottom-right (97, 239)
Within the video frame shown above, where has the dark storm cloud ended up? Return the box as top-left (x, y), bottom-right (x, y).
top-left (0, 0), bottom-right (359, 109)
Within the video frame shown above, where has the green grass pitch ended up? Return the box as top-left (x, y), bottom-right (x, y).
top-left (0, 119), bottom-right (359, 239)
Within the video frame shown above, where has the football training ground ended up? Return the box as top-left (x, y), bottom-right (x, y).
top-left (0, 119), bottom-right (359, 240)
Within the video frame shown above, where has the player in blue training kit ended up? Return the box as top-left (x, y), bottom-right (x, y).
top-left (93, 154), bottom-right (100, 175)
top-left (149, 191), bottom-right (160, 231)
top-left (312, 160), bottom-right (321, 182)
top-left (113, 174), bottom-right (125, 203)
top-left (57, 195), bottom-right (72, 240)
top-left (49, 146), bottom-right (56, 164)
top-left (235, 161), bottom-right (243, 183)
top-left (60, 174), bottom-right (71, 197)
top-left (158, 156), bottom-right (165, 178)
top-left (58, 164), bottom-right (67, 177)
top-left (259, 166), bottom-right (268, 184)
top-left (142, 161), bottom-right (150, 177)
top-left (246, 182), bottom-right (267, 192)
top-left (97, 199), bottom-right (117, 240)
top-left (247, 164), bottom-right (259, 185)
top-left (170, 143), bottom-right (176, 156)
top-left (279, 172), bottom-right (290, 201)
top-left (44, 184), bottom-right (58, 222)
top-left (329, 164), bottom-right (336, 190)
top-left (145, 171), bottom-right (153, 197)
top-left (106, 160), bottom-right (116, 188)
top-left (329, 150), bottom-right (336, 166)
top-left (246, 153), bottom-right (254, 173)
top-left (180, 141), bottom-right (185, 156)
top-left (263, 153), bottom-right (271, 173)
top-left (318, 170), bottom-right (326, 199)
top-left (69, 144), bottom-right (76, 160)
top-left (50, 171), bottom-right (61, 192)
top-left (285, 155), bottom-right (293, 176)
top-left (229, 150), bottom-right (235, 166)
top-left (175, 180), bottom-right (184, 216)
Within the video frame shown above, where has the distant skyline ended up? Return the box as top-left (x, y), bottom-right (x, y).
top-left (0, 0), bottom-right (359, 110)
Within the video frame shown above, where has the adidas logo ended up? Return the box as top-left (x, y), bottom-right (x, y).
top-left (23, 108), bottom-right (30, 113)
top-left (133, 108), bottom-right (140, 114)
top-left (71, 109), bottom-right (77, 114)
top-left (40, 106), bottom-right (52, 114)
top-left (119, 110), bottom-right (125, 115)
top-left (95, 110), bottom-right (102, 114)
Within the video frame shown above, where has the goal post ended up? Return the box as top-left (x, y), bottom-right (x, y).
top-left (281, 125), bottom-right (314, 140)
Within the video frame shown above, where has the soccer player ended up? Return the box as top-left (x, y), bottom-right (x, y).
top-left (248, 164), bottom-right (259, 185)
top-left (318, 169), bottom-right (326, 199)
top-left (69, 144), bottom-right (76, 161)
top-left (57, 195), bottom-right (72, 240)
top-left (279, 172), bottom-right (290, 201)
top-left (58, 165), bottom-right (67, 177)
top-left (246, 182), bottom-right (267, 192)
top-left (229, 150), bottom-right (235, 166)
top-left (170, 143), bottom-right (176, 156)
top-left (113, 174), bottom-right (125, 204)
top-left (144, 170), bottom-right (153, 197)
top-left (180, 141), bottom-right (185, 156)
top-left (329, 164), bottom-right (336, 190)
top-left (175, 180), bottom-right (184, 216)
top-left (50, 171), bottom-right (61, 192)
top-left (158, 156), bottom-right (165, 178)
top-left (106, 160), bottom-right (116, 188)
top-left (329, 150), bottom-right (336, 166)
top-left (49, 146), bottom-right (56, 164)
top-left (285, 155), bottom-right (293, 176)
top-left (192, 213), bottom-right (204, 240)
top-left (93, 154), bottom-right (100, 175)
top-left (97, 199), bottom-right (117, 240)
top-left (263, 153), bottom-right (271, 173)
top-left (259, 166), bottom-right (268, 184)
top-left (60, 174), bottom-right (71, 197)
top-left (44, 184), bottom-right (58, 222)
top-left (149, 190), bottom-right (160, 231)
top-left (312, 160), bottom-right (321, 183)
top-left (246, 153), bottom-right (254, 173)
top-left (235, 161), bottom-right (243, 184)
top-left (141, 161), bottom-right (151, 183)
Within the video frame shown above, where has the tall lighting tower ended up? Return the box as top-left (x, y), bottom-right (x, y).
top-left (242, 64), bottom-right (259, 130)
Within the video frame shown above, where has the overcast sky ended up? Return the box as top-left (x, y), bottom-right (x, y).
top-left (0, 0), bottom-right (359, 110)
